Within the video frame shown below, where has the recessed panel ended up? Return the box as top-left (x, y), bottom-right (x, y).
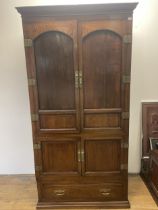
top-left (39, 114), bottom-right (76, 130)
top-left (84, 139), bottom-right (121, 173)
top-left (42, 141), bottom-right (79, 173)
top-left (84, 113), bottom-right (121, 129)
top-left (82, 30), bottom-right (122, 109)
top-left (34, 31), bottom-right (75, 110)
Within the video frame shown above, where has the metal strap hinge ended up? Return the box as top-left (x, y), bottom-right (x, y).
top-left (128, 16), bottom-right (133, 21)
top-left (121, 142), bottom-right (129, 149)
top-left (123, 35), bottom-right (132, 44)
top-left (121, 164), bottom-right (128, 170)
top-left (35, 166), bottom-right (42, 171)
top-left (122, 75), bottom-right (131, 83)
top-left (28, 79), bottom-right (36, 86)
top-left (24, 38), bottom-right (33, 47)
top-left (33, 143), bottom-right (41, 150)
top-left (31, 114), bottom-right (38, 122)
top-left (122, 112), bottom-right (129, 120)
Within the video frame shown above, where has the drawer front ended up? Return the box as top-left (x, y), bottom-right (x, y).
top-left (41, 183), bottom-right (124, 202)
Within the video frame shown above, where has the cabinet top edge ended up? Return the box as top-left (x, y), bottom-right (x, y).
top-left (16, 3), bottom-right (138, 17)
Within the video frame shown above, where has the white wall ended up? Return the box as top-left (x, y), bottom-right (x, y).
top-left (129, 0), bottom-right (158, 173)
top-left (0, 0), bottom-right (157, 174)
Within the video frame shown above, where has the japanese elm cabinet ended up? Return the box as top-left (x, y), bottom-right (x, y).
top-left (17, 3), bottom-right (137, 209)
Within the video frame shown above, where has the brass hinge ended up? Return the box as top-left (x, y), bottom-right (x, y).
top-left (122, 75), bottom-right (130, 83)
top-left (24, 38), bottom-right (33, 47)
top-left (35, 166), bottom-right (42, 171)
top-left (33, 143), bottom-right (41, 150)
top-left (28, 78), bottom-right (36, 86)
top-left (123, 35), bottom-right (132, 44)
top-left (31, 114), bottom-right (38, 122)
top-left (122, 112), bottom-right (129, 120)
top-left (128, 16), bottom-right (133, 21)
top-left (121, 164), bottom-right (128, 170)
top-left (121, 142), bottom-right (129, 149)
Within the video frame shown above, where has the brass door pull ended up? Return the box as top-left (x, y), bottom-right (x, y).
top-left (100, 189), bottom-right (111, 196)
top-left (54, 189), bottom-right (65, 196)
top-left (79, 71), bottom-right (82, 88)
top-left (81, 149), bottom-right (84, 162)
top-left (78, 150), bottom-right (81, 162)
top-left (101, 192), bottom-right (110, 196)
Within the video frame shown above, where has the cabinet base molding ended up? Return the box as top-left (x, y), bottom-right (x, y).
top-left (37, 201), bottom-right (130, 209)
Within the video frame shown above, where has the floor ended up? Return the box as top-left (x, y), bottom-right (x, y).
top-left (0, 175), bottom-right (157, 210)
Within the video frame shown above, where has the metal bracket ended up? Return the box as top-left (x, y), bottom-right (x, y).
top-left (121, 164), bottom-right (128, 170)
top-left (33, 143), bottom-right (41, 150)
top-left (122, 75), bottom-right (130, 83)
top-left (128, 17), bottom-right (133, 21)
top-left (28, 79), bottom-right (36, 86)
top-left (121, 142), bottom-right (129, 149)
top-left (31, 114), bottom-right (38, 122)
top-left (123, 35), bottom-right (132, 44)
top-left (35, 166), bottom-right (42, 171)
top-left (24, 38), bottom-right (33, 47)
top-left (122, 112), bottom-right (129, 120)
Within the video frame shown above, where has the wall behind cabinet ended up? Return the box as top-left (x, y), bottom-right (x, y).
top-left (0, 0), bottom-right (158, 174)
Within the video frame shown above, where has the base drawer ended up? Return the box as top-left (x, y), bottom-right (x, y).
top-left (41, 183), bottom-right (124, 202)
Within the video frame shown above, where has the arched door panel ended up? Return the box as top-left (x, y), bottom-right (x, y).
top-left (80, 28), bottom-right (122, 130)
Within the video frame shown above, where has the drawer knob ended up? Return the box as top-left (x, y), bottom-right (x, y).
top-left (54, 189), bottom-right (65, 196)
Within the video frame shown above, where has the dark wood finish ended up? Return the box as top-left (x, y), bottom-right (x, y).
top-left (41, 140), bottom-right (81, 175)
top-left (16, 3), bottom-right (137, 18)
top-left (39, 114), bottom-right (76, 130)
top-left (82, 30), bottom-right (121, 109)
top-left (142, 102), bottom-right (158, 156)
top-left (141, 102), bottom-right (158, 206)
top-left (141, 102), bottom-right (158, 179)
top-left (83, 138), bottom-right (121, 174)
top-left (141, 150), bottom-right (158, 206)
top-left (41, 183), bottom-right (124, 202)
top-left (150, 151), bottom-right (158, 192)
top-left (34, 31), bottom-right (75, 111)
top-left (84, 113), bottom-right (121, 129)
top-left (17, 3), bottom-right (137, 209)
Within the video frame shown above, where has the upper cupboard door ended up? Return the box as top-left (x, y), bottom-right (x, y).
top-left (24, 20), bottom-right (80, 133)
top-left (79, 20), bottom-right (131, 131)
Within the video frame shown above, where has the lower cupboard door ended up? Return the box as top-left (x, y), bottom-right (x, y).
top-left (40, 139), bottom-right (81, 175)
top-left (82, 138), bottom-right (122, 175)
top-left (41, 183), bottom-right (124, 202)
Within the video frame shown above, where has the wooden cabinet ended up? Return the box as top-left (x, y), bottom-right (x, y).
top-left (17, 3), bottom-right (137, 209)
top-left (149, 150), bottom-right (158, 205)
top-left (141, 103), bottom-right (158, 205)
